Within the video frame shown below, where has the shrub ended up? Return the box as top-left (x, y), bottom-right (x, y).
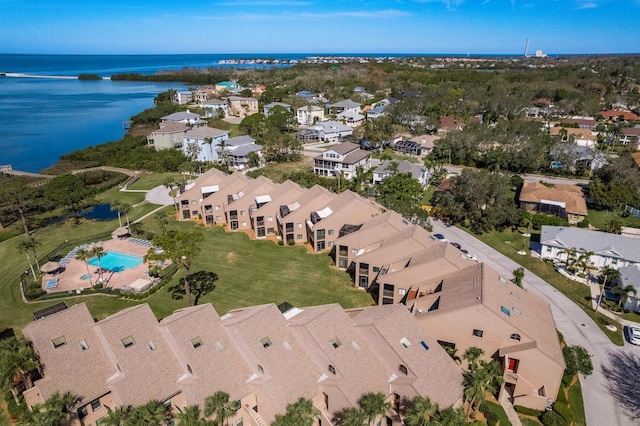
top-left (515, 405), bottom-right (544, 417)
top-left (484, 411), bottom-right (499, 426)
top-left (553, 402), bottom-right (573, 425)
top-left (577, 219), bottom-right (590, 228)
top-left (287, 239), bottom-right (295, 246)
top-left (278, 240), bottom-right (284, 246)
top-left (540, 410), bottom-right (567, 426)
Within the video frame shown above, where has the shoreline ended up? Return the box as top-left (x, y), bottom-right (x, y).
top-left (1, 72), bottom-right (111, 80)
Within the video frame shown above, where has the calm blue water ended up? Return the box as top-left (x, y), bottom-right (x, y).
top-left (88, 251), bottom-right (143, 272)
top-left (0, 54), bottom-right (306, 173)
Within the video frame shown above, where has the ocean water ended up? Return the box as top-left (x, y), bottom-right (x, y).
top-left (0, 54), bottom-right (305, 173)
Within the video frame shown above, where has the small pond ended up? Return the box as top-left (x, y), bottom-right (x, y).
top-left (81, 204), bottom-right (119, 221)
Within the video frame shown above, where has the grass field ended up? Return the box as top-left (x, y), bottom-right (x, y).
top-left (126, 172), bottom-right (190, 191)
top-left (372, 148), bottom-right (420, 164)
top-left (0, 196), bottom-right (371, 331)
top-left (568, 379), bottom-right (586, 426)
top-left (468, 228), bottom-right (624, 346)
top-left (586, 209), bottom-right (640, 229)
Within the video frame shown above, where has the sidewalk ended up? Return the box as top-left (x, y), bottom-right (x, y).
top-left (589, 281), bottom-right (638, 329)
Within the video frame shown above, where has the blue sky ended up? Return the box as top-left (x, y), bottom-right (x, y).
top-left (1, 0), bottom-right (638, 54)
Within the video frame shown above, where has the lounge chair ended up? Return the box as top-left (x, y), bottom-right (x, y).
top-left (45, 279), bottom-right (58, 289)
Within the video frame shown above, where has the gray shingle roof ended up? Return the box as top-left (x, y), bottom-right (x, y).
top-left (374, 160), bottom-right (426, 180)
top-left (541, 226), bottom-right (640, 262)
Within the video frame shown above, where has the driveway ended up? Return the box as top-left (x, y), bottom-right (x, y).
top-left (430, 219), bottom-right (637, 426)
top-left (145, 185), bottom-right (173, 206)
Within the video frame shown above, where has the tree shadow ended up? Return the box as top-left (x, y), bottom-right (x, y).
top-left (602, 349), bottom-right (640, 422)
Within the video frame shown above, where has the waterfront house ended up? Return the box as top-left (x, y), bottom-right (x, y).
top-left (215, 81), bottom-right (241, 92)
top-left (161, 111), bottom-right (202, 125)
top-left (203, 99), bottom-right (228, 118)
top-left (313, 142), bottom-right (370, 179)
top-left (182, 127), bottom-right (229, 162)
top-left (296, 105), bottom-right (325, 125)
top-left (228, 96), bottom-right (259, 118)
top-left (146, 121), bottom-right (188, 151)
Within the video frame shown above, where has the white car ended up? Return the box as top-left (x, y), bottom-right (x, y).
top-left (626, 326), bottom-right (640, 345)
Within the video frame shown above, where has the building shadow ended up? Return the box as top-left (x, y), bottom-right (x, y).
top-left (602, 348), bottom-right (640, 422)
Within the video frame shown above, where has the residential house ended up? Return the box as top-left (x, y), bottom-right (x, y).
top-left (550, 127), bottom-right (597, 147)
top-left (550, 144), bottom-right (606, 171)
top-left (306, 190), bottom-right (385, 252)
top-left (263, 102), bottom-right (291, 116)
top-left (298, 120), bottom-right (353, 143)
top-left (518, 181), bottom-right (588, 224)
top-left (366, 106), bottom-right (386, 119)
top-left (196, 172), bottom-right (252, 224)
top-left (373, 160), bottom-right (429, 186)
top-left (414, 263), bottom-right (565, 411)
top-left (617, 126), bottom-right (640, 147)
top-left (249, 180), bottom-right (307, 239)
top-left (313, 142), bottom-right (370, 179)
top-left (173, 91), bottom-right (193, 105)
top-left (295, 90), bottom-right (322, 103)
top-left (540, 225), bottom-right (640, 269)
top-left (222, 135), bottom-right (262, 170)
top-left (228, 96), bottom-right (259, 118)
top-left (176, 167), bottom-right (228, 222)
top-left (182, 127), bottom-right (229, 162)
top-left (22, 301), bottom-right (463, 426)
top-left (215, 81), bottom-right (241, 92)
top-left (161, 111), bottom-right (203, 125)
top-left (203, 99), bottom-right (228, 118)
top-left (599, 110), bottom-right (640, 121)
top-left (409, 134), bottom-right (439, 155)
top-left (296, 105), bottom-right (325, 125)
top-left (334, 211), bottom-right (413, 270)
top-left (393, 140), bottom-right (422, 156)
top-left (616, 265), bottom-right (640, 312)
top-left (559, 118), bottom-right (597, 130)
top-left (330, 99), bottom-right (362, 115)
top-left (146, 121), bottom-right (188, 151)
top-left (439, 116), bottom-right (464, 132)
top-left (224, 176), bottom-right (278, 232)
top-left (337, 110), bottom-right (365, 127)
top-left (277, 185), bottom-right (337, 245)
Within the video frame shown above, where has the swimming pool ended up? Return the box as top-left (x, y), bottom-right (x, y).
top-left (88, 251), bottom-right (143, 272)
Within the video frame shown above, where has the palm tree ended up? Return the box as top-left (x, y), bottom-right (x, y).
top-left (111, 200), bottom-right (124, 228)
top-left (462, 360), bottom-right (504, 417)
top-left (512, 267), bottom-right (524, 288)
top-left (126, 400), bottom-right (167, 425)
top-left (154, 210), bottom-right (169, 235)
top-left (101, 405), bottom-right (132, 426)
top-left (164, 177), bottom-right (179, 209)
top-left (119, 202), bottom-right (132, 229)
top-left (462, 346), bottom-right (484, 370)
top-left (0, 336), bottom-right (40, 394)
top-left (387, 160), bottom-right (400, 174)
top-left (403, 396), bottom-right (439, 426)
top-left (435, 406), bottom-right (468, 426)
top-left (111, 201), bottom-right (132, 229)
top-left (358, 392), bottom-right (392, 426)
top-left (203, 137), bottom-right (214, 162)
top-left (216, 139), bottom-right (229, 167)
top-left (91, 245), bottom-right (106, 283)
top-left (442, 346), bottom-right (461, 364)
top-left (18, 238), bottom-right (37, 280)
top-left (75, 248), bottom-right (94, 287)
top-left (611, 284), bottom-right (637, 310)
top-left (286, 397), bottom-right (319, 426)
top-left (338, 407), bottom-right (368, 426)
top-left (175, 404), bottom-right (210, 426)
top-left (204, 391), bottom-right (237, 426)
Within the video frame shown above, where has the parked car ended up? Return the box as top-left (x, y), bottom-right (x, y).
top-left (627, 326), bottom-right (640, 345)
top-left (451, 242), bottom-right (461, 249)
top-left (434, 233), bottom-right (446, 240)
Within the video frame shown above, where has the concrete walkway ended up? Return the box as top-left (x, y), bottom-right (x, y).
top-left (144, 185), bottom-right (174, 206)
top-left (500, 392), bottom-right (523, 426)
top-left (430, 219), bottom-right (637, 426)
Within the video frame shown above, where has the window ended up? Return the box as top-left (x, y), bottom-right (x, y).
top-left (267, 228), bottom-right (274, 234)
top-left (373, 266), bottom-right (380, 273)
top-left (241, 221), bottom-right (246, 227)
top-left (237, 418), bottom-right (244, 426)
top-left (191, 200), bottom-right (197, 205)
top-left (317, 229), bottom-right (325, 239)
top-left (420, 341), bottom-right (429, 351)
top-left (513, 307), bottom-right (522, 315)
top-left (240, 211), bottom-right (245, 216)
top-left (52, 336), bottom-right (66, 349)
top-left (215, 205), bottom-right (220, 210)
top-left (510, 333), bottom-right (521, 341)
top-left (191, 336), bottom-right (203, 349)
top-left (148, 341), bottom-right (157, 350)
top-left (257, 365), bottom-right (264, 375)
top-left (298, 223), bottom-right (302, 228)
top-left (267, 217), bottom-right (273, 222)
top-left (78, 406), bottom-right (88, 419)
top-left (398, 288), bottom-right (406, 295)
top-left (328, 229), bottom-right (334, 236)
top-left (328, 364), bottom-right (336, 375)
top-left (80, 340), bottom-right (89, 350)
top-left (90, 399), bottom-right (102, 412)
top-left (330, 336), bottom-right (342, 349)
top-left (260, 337), bottom-right (272, 348)
top-left (352, 248), bottom-right (358, 254)
top-left (399, 364), bottom-right (408, 375)
top-left (121, 336), bottom-right (135, 348)
top-left (328, 241), bottom-right (333, 247)
top-left (283, 341), bottom-right (292, 351)
top-left (216, 216), bottom-right (221, 221)
top-left (297, 234), bottom-right (302, 240)
top-left (400, 337), bottom-right (411, 348)
top-left (501, 306), bottom-right (511, 316)
top-left (472, 329), bottom-right (483, 338)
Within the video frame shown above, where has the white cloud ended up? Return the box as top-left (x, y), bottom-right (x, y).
top-left (216, 1), bottom-right (313, 6)
top-left (413, 0), bottom-right (464, 8)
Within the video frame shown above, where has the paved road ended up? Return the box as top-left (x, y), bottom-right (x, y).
top-left (144, 185), bottom-right (173, 206)
top-left (430, 219), bottom-right (637, 426)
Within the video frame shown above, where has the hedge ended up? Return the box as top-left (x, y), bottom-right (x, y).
top-left (540, 410), bottom-right (567, 426)
top-left (515, 405), bottom-right (544, 417)
top-left (553, 401), bottom-right (574, 425)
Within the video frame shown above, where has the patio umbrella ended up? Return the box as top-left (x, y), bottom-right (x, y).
top-left (40, 261), bottom-right (60, 274)
top-left (112, 226), bottom-right (130, 238)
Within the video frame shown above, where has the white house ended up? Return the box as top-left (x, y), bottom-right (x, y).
top-left (161, 110), bottom-right (202, 125)
top-left (540, 226), bottom-right (640, 269)
top-left (330, 99), bottom-right (362, 114)
top-left (182, 127), bottom-right (229, 162)
top-left (203, 99), bottom-right (228, 118)
top-left (617, 265), bottom-right (640, 312)
top-left (263, 102), bottom-right (291, 116)
top-left (313, 142), bottom-right (371, 180)
top-left (337, 110), bottom-right (365, 127)
top-left (220, 135), bottom-right (262, 170)
top-left (296, 105), bottom-right (324, 125)
top-left (373, 160), bottom-right (429, 186)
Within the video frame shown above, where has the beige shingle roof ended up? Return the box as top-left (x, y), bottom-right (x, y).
top-left (176, 167), bottom-right (228, 204)
top-left (335, 211), bottom-right (412, 249)
top-left (519, 181), bottom-right (588, 216)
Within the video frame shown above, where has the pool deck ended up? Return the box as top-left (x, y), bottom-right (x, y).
top-left (42, 238), bottom-right (158, 294)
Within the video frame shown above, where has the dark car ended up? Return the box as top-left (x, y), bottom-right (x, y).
top-left (451, 242), bottom-right (461, 249)
top-left (434, 233), bottom-right (446, 240)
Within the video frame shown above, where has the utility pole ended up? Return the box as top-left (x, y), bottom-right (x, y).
top-left (594, 275), bottom-right (607, 314)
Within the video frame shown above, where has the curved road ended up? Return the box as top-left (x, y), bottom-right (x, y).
top-left (430, 219), bottom-right (637, 426)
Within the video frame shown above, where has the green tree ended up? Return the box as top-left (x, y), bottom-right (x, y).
top-left (563, 345), bottom-right (593, 377)
top-left (75, 248), bottom-right (94, 287)
top-left (0, 336), bottom-right (40, 394)
top-left (462, 346), bottom-right (484, 370)
top-left (435, 406), bottom-right (467, 426)
top-left (272, 397), bottom-right (319, 426)
top-left (20, 391), bottom-right (77, 426)
top-left (164, 177), bottom-right (180, 209)
top-left (101, 405), bottom-right (132, 426)
top-left (146, 230), bottom-right (204, 306)
top-left (611, 284), bottom-right (637, 310)
top-left (43, 174), bottom-right (95, 224)
top-left (404, 395), bottom-right (439, 426)
top-left (358, 392), bottom-right (392, 426)
top-left (247, 151), bottom-right (261, 168)
top-left (18, 237), bottom-right (38, 280)
top-left (335, 407), bottom-right (368, 426)
top-left (0, 177), bottom-right (38, 236)
top-left (462, 360), bottom-right (503, 416)
top-left (175, 404), bottom-right (211, 426)
top-left (91, 245), bottom-right (106, 283)
top-left (204, 391), bottom-right (237, 426)
top-left (154, 210), bottom-right (170, 235)
top-left (512, 267), bottom-right (525, 288)
top-left (603, 218), bottom-right (623, 234)
top-left (125, 400), bottom-right (167, 425)
top-left (167, 270), bottom-right (218, 305)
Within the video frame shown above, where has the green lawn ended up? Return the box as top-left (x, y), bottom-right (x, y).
top-left (0, 200), bottom-right (371, 331)
top-left (586, 209), bottom-right (640, 229)
top-left (126, 172), bottom-right (189, 191)
top-left (568, 379), bottom-right (586, 426)
top-left (518, 416), bottom-right (540, 426)
top-left (468, 228), bottom-right (624, 346)
top-left (96, 186), bottom-right (146, 205)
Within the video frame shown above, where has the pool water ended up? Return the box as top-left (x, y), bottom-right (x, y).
top-left (88, 251), bottom-right (143, 272)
